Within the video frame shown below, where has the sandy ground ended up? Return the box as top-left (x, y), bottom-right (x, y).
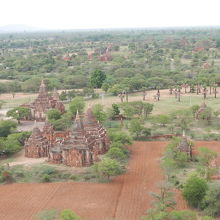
top-left (3, 149), bottom-right (46, 167)
top-left (0, 141), bottom-right (188, 220)
top-left (17, 121), bottom-right (45, 132)
top-left (0, 92), bottom-right (38, 101)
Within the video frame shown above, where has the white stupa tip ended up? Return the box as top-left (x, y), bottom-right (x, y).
top-left (182, 130), bottom-right (185, 137)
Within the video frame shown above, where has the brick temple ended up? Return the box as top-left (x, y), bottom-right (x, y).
top-left (177, 132), bottom-right (192, 158)
top-left (22, 80), bottom-right (65, 121)
top-left (25, 108), bottom-right (109, 167)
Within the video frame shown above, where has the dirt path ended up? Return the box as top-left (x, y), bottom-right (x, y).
top-left (0, 141), bottom-right (189, 220)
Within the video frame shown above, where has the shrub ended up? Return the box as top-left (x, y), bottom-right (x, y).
top-left (201, 216), bottom-right (214, 220)
top-left (0, 120), bottom-right (17, 137)
top-left (92, 104), bottom-right (107, 123)
top-left (60, 209), bottom-right (82, 220)
top-left (183, 175), bottom-right (208, 208)
top-left (93, 158), bottom-right (122, 181)
top-left (69, 96), bottom-right (85, 116)
top-left (47, 109), bottom-right (62, 121)
top-left (169, 210), bottom-right (197, 220)
top-left (70, 175), bottom-right (80, 181)
top-left (42, 174), bottom-right (51, 182)
top-left (152, 114), bottom-right (171, 127)
top-left (41, 166), bottom-right (57, 175)
top-left (2, 171), bottom-right (14, 183)
top-left (36, 209), bottom-right (59, 220)
top-left (201, 183), bottom-right (220, 217)
top-left (108, 130), bottom-right (133, 145)
top-left (106, 147), bottom-right (127, 161)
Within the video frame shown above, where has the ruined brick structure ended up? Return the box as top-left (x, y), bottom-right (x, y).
top-left (195, 102), bottom-right (207, 119)
top-left (25, 127), bottom-right (50, 158)
top-left (22, 80), bottom-right (65, 121)
top-left (99, 45), bottom-right (112, 62)
top-left (177, 132), bottom-right (192, 158)
top-left (25, 108), bottom-right (109, 167)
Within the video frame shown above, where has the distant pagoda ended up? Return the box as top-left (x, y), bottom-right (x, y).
top-left (177, 131), bottom-right (192, 158)
top-left (22, 80), bottom-right (65, 121)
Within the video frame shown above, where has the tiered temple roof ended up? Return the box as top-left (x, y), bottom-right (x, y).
top-left (25, 127), bottom-right (50, 158)
top-left (22, 80), bottom-right (65, 121)
top-left (25, 108), bottom-right (109, 167)
top-left (177, 132), bottom-right (192, 157)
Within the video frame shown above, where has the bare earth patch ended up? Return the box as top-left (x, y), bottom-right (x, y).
top-left (0, 141), bottom-right (190, 220)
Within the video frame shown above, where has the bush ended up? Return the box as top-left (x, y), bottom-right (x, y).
top-left (201, 216), bottom-right (214, 220)
top-left (41, 166), bottom-right (57, 175)
top-left (183, 175), bottom-right (208, 208)
top-left (106, 147), bottom-right (127, 161)
top-left (1, 171), bottom-right (14, 183)
top-left (92, 104), bottom-right (107, 123)
top-left (42, 174), bottom-right (51, 182)
top-left (108, 130), bottom-right (133, 145)
top-left (169, 210), bottom-right (197, 220)
top-left (3, 135), bottom-right (23, 154)
top-left (36, 209), bottom-right (59, 220)
top-left (93, 158), bottom-right (122, 181)
top-left (201, 183), bottom-right (220, 217)
top-left (47, 109), bottom-right (62, 121)
top-left (69, 96), bottom-right (85, 116)
top-left (0, 120), bottom-right (17, 137)
top-left (60, 209), bottom-right (82, 220)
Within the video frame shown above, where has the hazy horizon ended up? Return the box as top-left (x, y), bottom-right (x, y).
top-left (0, 0), bottom-right (219, 30)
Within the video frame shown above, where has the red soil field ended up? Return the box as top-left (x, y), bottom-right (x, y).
top-left (0, 141), bottom-right (219, 220)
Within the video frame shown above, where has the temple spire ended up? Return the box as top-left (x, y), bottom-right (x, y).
top-left (38, 79), bottom-right (48, 98)
top-left (182, 130), bottom-right (185, 137)
top-left (74, 110), bottom-right (83, 130)
top-left (52, 88), bottom-right (59, 100)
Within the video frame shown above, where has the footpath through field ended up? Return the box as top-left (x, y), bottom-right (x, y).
top-left (0, 141), bottom-right (192, 220)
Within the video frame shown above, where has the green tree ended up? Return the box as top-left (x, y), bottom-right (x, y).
top-left (7, 107), bottom-right (30, 124)
top-left (197, 147), bottom-right (218, 180)
top-left (92, 104), bottom-right (107, 123)
top-left (151, 182), bottom-right (176, 212)
top-left (112, 104), bottom-right (120, 116)
top-left (90, 69), bottom-right (106, 88)
top-left (60, 209), bottom-right (82, 220)
top-left (202, 183), bottom-right (220, 217)
top-left (106, 147), bottom-right (126, 161)
top-left (129, 119), bottom-right (144, 138)
top-left (183, 175), bottom-right (208, 208)
top-left (93, 158), bottom-right (122, 180)
top-left (153, 115), bottom-right (170, 127)
top-left (0, 120), bottom-right (17, 137)
top-left (47, 109), bottom-right (62, 121)
top-left (108, 130), bottom-right (133, 145)
top-left (190, 105), bottom-right (199, 117)
top-left (69, 97), bottom-right (85, 116)
top-left (51, 112), bottom-right (73, 131)
top-left (169, 210), bottom-right (197, 220)
top-left (143, 103), bottom-right (154, 119)
top-left (198, 107), bottom-right (212, 121)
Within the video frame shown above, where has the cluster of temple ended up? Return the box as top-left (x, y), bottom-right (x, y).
top-left (22, 80), bottom-right (65, 121)
top-left (25, 108), bottom-right (109, 167)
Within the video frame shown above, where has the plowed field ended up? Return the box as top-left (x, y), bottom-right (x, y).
top-left (0, 141), bottom-right (219, 220)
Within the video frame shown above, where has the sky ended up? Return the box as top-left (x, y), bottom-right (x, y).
top-left (1, 0), bottom-right (220, 30)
